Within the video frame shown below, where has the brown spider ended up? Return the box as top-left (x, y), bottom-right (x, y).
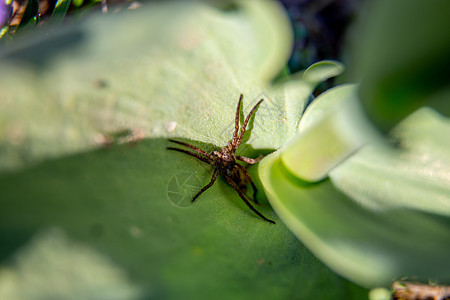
top-left (167, 94), bottom-right (275, 224)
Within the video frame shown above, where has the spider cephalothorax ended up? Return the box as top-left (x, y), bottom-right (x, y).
top-left (167, 94), bottom-right (275, 224)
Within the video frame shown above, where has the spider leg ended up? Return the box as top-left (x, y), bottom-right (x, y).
top-left (236, 155), bottom-right (263, 165)
top-left (192, 169), bottom-right (220, 202)
top-left (235, 99), bottom-right (264, 148)
top-left (223, 175), bottom-right (275, 224)
top-left (168, 139), bottom-right (214, 160)
top-left (231, 94), bottom-right (243, 146)
top-left (167, 147), bottom-right (212, 164)
top-left (235, 164), bottom-right (259, 204)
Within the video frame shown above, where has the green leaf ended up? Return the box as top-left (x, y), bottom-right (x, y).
top-left (72, 0), bottom-right (83, 7)
top-left (50, 0), bottom-right (72, 25)
top-left (262, 0), bottom-right (450, 286)
top-left (260, 99), bottom-right (450, 287)
top-left (0, 0), bottom-right (297, 172)
top-left (17, 0), bottom-right (39, 29)
top-left (279, 84), bottom-right (382, 182)
top-left (302, 60), bottom-right (345, 86)
top-left (0, 1), bottom-right (364, 298)
top-left (350, 0), bottom-right (450, 132)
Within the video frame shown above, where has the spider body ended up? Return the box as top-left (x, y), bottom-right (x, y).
top-left (213, 145), bottom-right (247, 191)
top-left (167, 94), bottom-right (275, 224)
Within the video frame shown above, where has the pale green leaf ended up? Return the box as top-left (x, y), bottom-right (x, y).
top-left (0, 1), bottom-right (363, 299)
top-left (260, 102), bottom-right (450, 287)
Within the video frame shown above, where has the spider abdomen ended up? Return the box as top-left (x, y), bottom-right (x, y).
top-left (223, 167), bottom-right (248, 189)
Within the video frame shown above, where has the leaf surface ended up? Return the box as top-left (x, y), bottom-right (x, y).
top-left (0, 1), bottom-right (361, 298)
top-left (260, 86), bottom-right (450, 287)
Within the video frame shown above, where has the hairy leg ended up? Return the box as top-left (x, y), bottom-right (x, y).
top-left (236, 155), bottom-right (263, 164)
top-left (166, 147), bottom-right (212, 164)
top-left (223, 175), bottom-right (275, 224)
top-left (231, 94), bottom-right (243, 146)
top-left (235, 99), bottom-right (263, 148)
top-left (235, 164), bottom-right (259, 203)
top-left (192, 169), bottom-right (220, 202)
top-left (168, 139), bottom-right (214, 160)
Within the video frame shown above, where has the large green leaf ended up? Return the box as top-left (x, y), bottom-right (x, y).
top-left (1, 138), bottom-right (361, 299)
top-left (0, 1), bottom-right (364, 299)
top-left (350, 0), bottom-right (450, 132)
top-left (260, 85), bottom-right (450, 287)
top-left (0, 0), bottom-right (317, 172)
top-left (261, 0), bottom-right (450, 288)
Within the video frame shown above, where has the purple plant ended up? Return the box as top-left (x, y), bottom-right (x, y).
top-left (0, 0), bottom-right (12, 28)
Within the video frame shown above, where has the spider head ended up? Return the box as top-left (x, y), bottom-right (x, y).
top-left (213, 147), bottom-right (236, 165)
